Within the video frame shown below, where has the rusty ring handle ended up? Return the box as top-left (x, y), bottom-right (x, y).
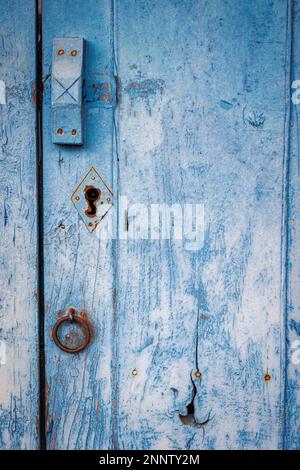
top-left (52, 308), bottom-right (91, 353)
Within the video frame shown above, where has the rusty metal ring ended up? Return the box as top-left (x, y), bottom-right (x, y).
top-left (52, 310), bottom-right (91, 353)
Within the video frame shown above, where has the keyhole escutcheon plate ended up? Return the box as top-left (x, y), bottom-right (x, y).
top-left (71, 167), bottom-right (113, 232)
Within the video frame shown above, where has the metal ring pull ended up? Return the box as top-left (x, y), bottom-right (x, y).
top-left (52, 307), bottom-right (91, 353)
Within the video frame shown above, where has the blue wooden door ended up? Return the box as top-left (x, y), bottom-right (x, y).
top-left (0, 0), bottom-right (300, 450)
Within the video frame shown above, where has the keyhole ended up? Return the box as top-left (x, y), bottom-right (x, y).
top-left (84, 186), bottom-right (101, 217)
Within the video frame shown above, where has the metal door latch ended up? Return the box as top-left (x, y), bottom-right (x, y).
top-left (52, 307), bottom-right (91, 353)
top-left (51, 37), bottom-right (84, 145)
top-left (71, 167), bottom-right (113, 232)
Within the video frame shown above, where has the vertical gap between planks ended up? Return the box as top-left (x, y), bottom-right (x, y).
top-left (111, 0), bottom-right (120, 450)
top-left (36, 0), bottom-right (46, 450)
top-left (281, 0), bottom-right (294, 450)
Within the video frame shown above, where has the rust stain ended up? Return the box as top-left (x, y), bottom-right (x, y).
top-left (84, 80), bottom-right (115, 106)
top-left (45, 381), bottom-right (51, 434)
top-left (113, 287), bottom-right (117, 312)
top-left (125, 78), bottom-right (165, 99)
top-left (115, 75), bottom-right (121, 105)
top-left (31, 83), bottom-right (36, 107)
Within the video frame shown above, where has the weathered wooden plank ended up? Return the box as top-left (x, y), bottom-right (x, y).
top-left (114, 0), bottom-right (291, 449)
top-left (285, 0), bottom-right (300, 450)
top-left (0, 0), bottom-right (39, 450)
top-left (42, 0), bottom-right (116, 449)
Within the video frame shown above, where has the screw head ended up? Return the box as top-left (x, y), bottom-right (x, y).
top-left (58, 49), bottom-right (64, 55)
top-left (71, 129), bottom-right (77, 136)
top-left (57, 128), bottom-right (63, 135)
top-left (132, 369), bottom-right (138, 376)
top-left (71, 50), bottom-right (77, 56)
top-left (107, 197), bottom-right (111, 203)
top-left (264, 373), bottom-right (271, 382)
top-left (75, 195), bottom-right (80, 201)
top-left (194, 370), bottom-right (201, 378)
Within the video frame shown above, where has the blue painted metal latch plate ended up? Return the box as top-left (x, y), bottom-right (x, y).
top-left (52, 37), bottom-right (84, 145)
top-left (71, 167), bottom-right (113, 232)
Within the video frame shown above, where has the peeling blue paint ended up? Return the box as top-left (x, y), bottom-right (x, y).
top-left (244, 110), bottom-right (266, 128)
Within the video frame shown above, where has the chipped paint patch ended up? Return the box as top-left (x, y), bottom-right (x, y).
top-left (125, 78), bottom-right (164, 99)
top-left (243, 108), bottom-right (265, 128)
top-left (0, 80), bottom-right (6, 104)
top-left (0, 341), bottom-right (6, 365)
top-left (220, 99), bottom-right (233, 110)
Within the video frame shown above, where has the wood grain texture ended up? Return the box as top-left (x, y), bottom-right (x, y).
top-left (42, 0), bottom-right (116, 449)
top-left (114, 0), bottom-right (292, 450)
top-left (0, 0), bottom-right (39, 450)
top-left (285, 0), bottom-right (300, 450)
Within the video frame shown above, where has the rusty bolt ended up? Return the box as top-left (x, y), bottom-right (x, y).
top-left (264, 373), bottom-right (271, 382)
top-left (194, 370), bottom-right (201, 379)
top-left (71, 50), bottom-right (77, 56)
top-left (132, 369), bottom-right (138, 376)
top-left (57, 128), bottom-right (63, 135)
top-left (58, 49), bottom-right (64, 55)
top-left (75, 195), bottom-right (80, 201)
top-left (71, 129), bottom-right (77, 136)
top-left (88, 222), bottom-right (94, 227)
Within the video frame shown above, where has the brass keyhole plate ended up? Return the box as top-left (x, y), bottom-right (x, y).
top-left (71, 167), bottom-right (113, 232)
